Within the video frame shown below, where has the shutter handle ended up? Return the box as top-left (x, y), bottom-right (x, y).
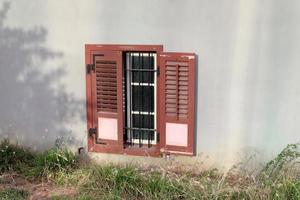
top-left (89, 127), bottom-right (107, 145)
top-left (88, 127), bottom-right (97, 137)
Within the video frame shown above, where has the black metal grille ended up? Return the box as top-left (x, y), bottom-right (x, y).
top-left (124, 52), bottom-right (158, 148)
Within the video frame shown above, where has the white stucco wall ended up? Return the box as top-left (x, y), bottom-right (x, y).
top-left (0, 0), bottom-right (299, 168)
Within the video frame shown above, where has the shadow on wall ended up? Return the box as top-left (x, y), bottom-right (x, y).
top-left (0, 2), bottom-right (85, 151)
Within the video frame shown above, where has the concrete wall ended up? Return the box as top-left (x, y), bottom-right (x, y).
top-left (0, 0), bottom-right (300, 168)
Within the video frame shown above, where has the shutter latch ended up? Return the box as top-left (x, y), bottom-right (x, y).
top-left (86, 64), bottom-right (95, 74)
top-left (89, 127), bottom-right (107, 145)
top-left (156, 66), bottom-right (160, 76)
top-left (88, 127), bottom-right (97, 137)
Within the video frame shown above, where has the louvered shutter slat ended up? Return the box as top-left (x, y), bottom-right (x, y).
top-left (95, 60), bottom-right (118, 113)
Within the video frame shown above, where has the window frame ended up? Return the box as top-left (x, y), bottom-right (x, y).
top-left (125, 52), bottom-right (158, 145)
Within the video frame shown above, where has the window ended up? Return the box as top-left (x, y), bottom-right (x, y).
top-left (124, 52), bottom-right (157, 147)
top-left (85, 45), bottom-right (196, 156)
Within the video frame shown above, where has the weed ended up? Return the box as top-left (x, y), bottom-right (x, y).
top-left (0, 140), bottom-right (34, 174)
top-left (28, 147), bottom-right (77, 178)
top-left (262, 144), bottom-right (300, 176)
top-left (259, 143), bottom-right (300, 186)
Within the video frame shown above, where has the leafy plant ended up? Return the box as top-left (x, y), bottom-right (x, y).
top-left (28, 147), bottom-right (77, 178)
top-left (259, 143), bottom-right (300, 184)
top-left (0, 139), bottom-right (34, 173)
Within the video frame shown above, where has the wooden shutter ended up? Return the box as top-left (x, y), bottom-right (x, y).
top-left (86, 50), bottom-right (123, 153)
top-left (159, 52), bottom-right (196, 155)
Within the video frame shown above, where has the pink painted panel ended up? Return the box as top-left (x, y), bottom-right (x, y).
top-left (98, 117), bottom-right (118, 140)
top-left (166, 123), bottom-right (188, 146)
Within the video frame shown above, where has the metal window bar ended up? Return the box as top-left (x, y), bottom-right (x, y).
top-left (148, 52), bottom-right (151, 147)
top-left (126, 69), bottom-right (158, 72)
top-left (124, 52), bottom-right (157, 148)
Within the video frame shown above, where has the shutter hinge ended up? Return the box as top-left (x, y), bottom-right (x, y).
top-left (156, 66), bottom-right (160, 76)
top-left (88, 127), bottom-right (97, 137)
top-left (86, 64), bottom-right (95, 74)
top-left (157, 132), bottom-right (160, 143)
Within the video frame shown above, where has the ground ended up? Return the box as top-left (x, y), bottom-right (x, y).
top-left (0, 173), bottom-right (76, 200)
top-left (0, 141), bottom-right (299, 200)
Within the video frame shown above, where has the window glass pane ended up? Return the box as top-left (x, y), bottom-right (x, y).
top-left (132, 114), bottom-right (154, 129)
top-left (132, 114), bottom-right (154, 141)
top-left (132, 130), bottom-right (155, 141)
top-left (132, 54), bottom-right (154, 83)
top-left (132, 71), bottom-right (154, 83)
top-left (132, 85), bottom-right (154, 112)
top-left (132, 55), bottom-right (154, 69)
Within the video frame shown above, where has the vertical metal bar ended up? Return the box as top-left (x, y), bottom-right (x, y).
top-left (138, 52), bottom-right (142, 147)
top-left (126, 53), bottom-right (130, 146)
top-left (141, 53), bottom-right (145, 147)
top-left (148, 52), bottom-right (151, 148)
top-left (154, 53), bottom-right (157, 144)
top-left (151, 52), bottom-right (154, 147)
top-left (130, 53), bottom-right (133, 146)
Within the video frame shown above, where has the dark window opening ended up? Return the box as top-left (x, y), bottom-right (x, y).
top-left (123, 52), bottom-right (157, 147)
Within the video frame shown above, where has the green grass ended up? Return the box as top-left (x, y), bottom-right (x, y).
top-left (0, 188), bottom-right (28, 200)
top-left (69, 144), bottom-right (299, 200)
top-left (27, 147), bottom-right (77, 178)
top-left (0, 140), bottom-right (299, 200)
top-left (0, 140), bottom-right (77, 177)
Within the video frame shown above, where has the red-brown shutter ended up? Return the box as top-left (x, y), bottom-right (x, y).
top-left (86, 49), bottom-right (123, 153)
top-left (159, 52), bottom-right (196, 155)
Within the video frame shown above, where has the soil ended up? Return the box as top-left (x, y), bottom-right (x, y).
top-left (0, 173), bottom-right (77, 200)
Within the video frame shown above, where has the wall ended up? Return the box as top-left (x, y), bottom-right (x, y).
top-left (0, 0), bottom-right (299, 168)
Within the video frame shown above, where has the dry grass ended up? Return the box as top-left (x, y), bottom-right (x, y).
top-left (0, 140), bottom-right (299, 200)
